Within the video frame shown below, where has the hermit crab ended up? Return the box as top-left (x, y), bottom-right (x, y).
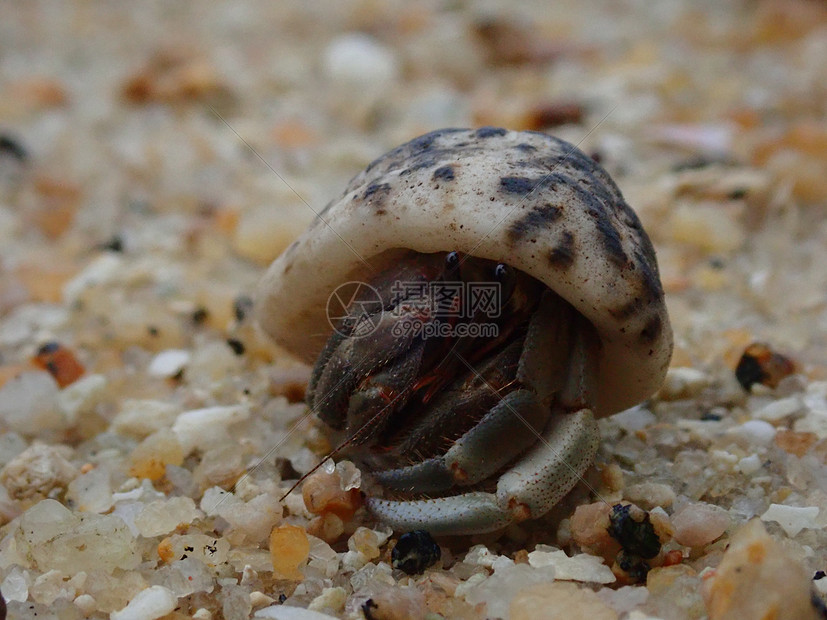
top-left (256, 127), bottom-right (672, 535)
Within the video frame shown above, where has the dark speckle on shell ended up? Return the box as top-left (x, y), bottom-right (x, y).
top-left (362, 182), bottom-right (393, 210)
top-left (547, 230), bottom-right (576, 268)
top-left (639, 315), bottom-right (663, 344)
top-left (593, 210), bottom-right (628, 268)
top-left (475, 126), bottom-right (509, 138)
top-left (507, 203), bottom-right (562, 242)
top-left (432, 165), bottom-right (455, 181)
top-left (634, 249), bottom-right (664, 303)
top-left (500, 175), bottom-right (546, 195)
top-left (363, 182), bottom-right (392, 200)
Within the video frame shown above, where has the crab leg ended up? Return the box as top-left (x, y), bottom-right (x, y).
top-left (366, 408), bottom-right (598, 535)
top-left (368, 316), bottom-right (602, 534)
top-left (495, 407), bottom-right (599, 521)
top-left (344, 338), bottom-right (426, 444)
top-left (516, 289), bottom-right (574, 402)
top-left (374, 389), bottom-right (551, 493)
top-left (497, 319), bottom-right (601, 522)
top-left (366, 492), bottom-right (511, 536)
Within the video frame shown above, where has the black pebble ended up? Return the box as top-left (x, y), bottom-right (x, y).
top-left (607, 503), bottom-right (661, 559)
top-left (233, 295), bottom-right (254, 322)
top-left (391, 530), bottom-right (441, 575)
top-left (226, 338), bottom-right (245, 355)
top-left (616, 549), bottom-right (650, 583)
top-left (0, 134), bottom-right (28, 162)
top-left (191, 307), bottom-right (209, 325)
top-left (99, 235), bottom-right (124, 253)
top-left (36, 341), bottom-right (61, 355)
top-left (735, 353), bottom-right (765, 391)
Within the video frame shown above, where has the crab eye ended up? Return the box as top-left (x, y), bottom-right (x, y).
top-left (445, 251), bottom-right (460, 273)
top-left (494, 263), bottom-right (516, 303)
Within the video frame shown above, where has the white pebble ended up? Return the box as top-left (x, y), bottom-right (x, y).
top-left (737, 454), bottom-right (763, 475)
top-left (171, 404), bottom-right (250, 453)
top-left (147, 349), bottom-right (191, 378)
top-left (1, 442), bottom-right (78, 500)
top-left (753, 396), bottom-right (802, 422)
top-left (760, 504), bottom-right (820, 537)
top-left (793, 407), bottom-right (827, 439)
top-left (658, 367), bottom-right (709, 400)
top-left (0, 565), bottom-right (31, 601)
top-left (66, 466), bottom-right (113, 513)
top-left (63, 253), bottom-right (123, 304)
top-left (462, 563), bottom-right (557, 619)
top-left (112, 399), bottom-right (180, 438)
top-left (110, 585), bottom-right (177, 620)
top-left (134, 496), bottom-right (203, 537)
top-left (17, 499), bottom-right (140, 573)
top-left (463, 544), bottom-right (500, 568)
top-left (335, 460), bottom-right (361, 491)
top-left (74, 593), bottom-right (98, 615)
top-left (610, 406), bottom-right (656, 433)
top-left (627, 612), bottom-right (664, 620)
top-left (254, 605), bottom-right (340, 619)
top-left (527, 545), bottom-right (615, 583)
top-left (341, 549), bottom-right (369, 571)
top-left (322, 33), bottom-right (399, 85)
top-left (727, 419), bottom-right (776, 447)
top-left (0, 304), bottom-right (68, 347)
top-left (307, 586), bottom-right (347, 613)
top-left (624, 482), bottom-right (677, 509)
top-left (250, 591), bottom-right (275, 608)
top-left (596, 586), bottom-right (650, 615)
top-left (0, 371), bottom-right (63, 434)
top-left (57, 373), bottom-right (107, 423)
top-left (652, 122), bottom-right (733, 154)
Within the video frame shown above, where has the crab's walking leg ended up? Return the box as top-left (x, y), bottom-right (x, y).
top-left (365, 408), bottom-right (598, 535)
top-left (366, 492), bottom-right (511, 536)
top-left (495, 407), bottom-right (598, 521)
top-left (374, 389), bottom-right (551, 493)
top-left (498, 315), bottom-right (602, 522)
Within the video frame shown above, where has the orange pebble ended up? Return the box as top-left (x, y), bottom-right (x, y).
top-left (32, 342), bottom-right (85, 388)
top-left (775, 429), bottom-right (818, 457)
top-left (157, 537), bottom-right (175, 563)
top-left (302, 469), bottom-right (363, 521)
top-left (269, 524), bottom-right (310, 581)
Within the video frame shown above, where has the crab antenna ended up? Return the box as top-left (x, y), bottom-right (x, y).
top-left (278, 391), bottom-right (408, 502)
